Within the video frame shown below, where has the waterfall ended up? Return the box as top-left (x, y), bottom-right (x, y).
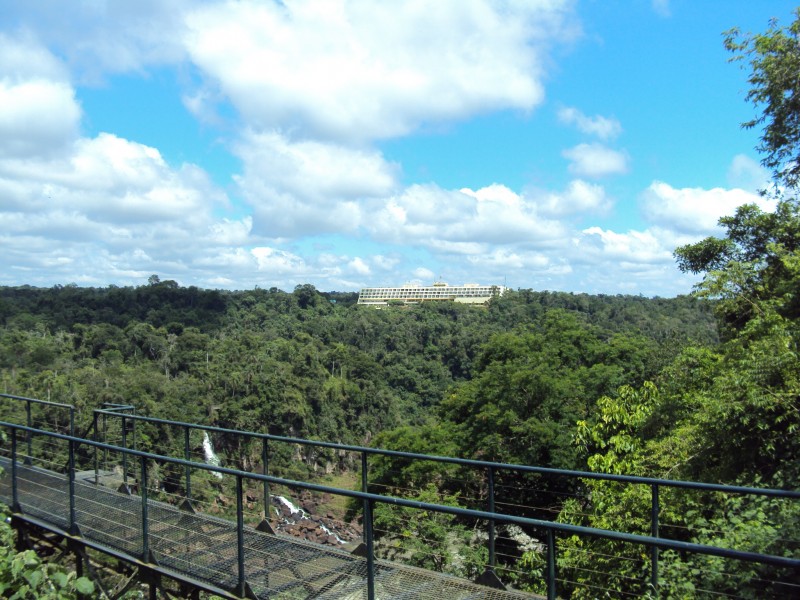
top-left (202, 431), bottom-right (223, 479)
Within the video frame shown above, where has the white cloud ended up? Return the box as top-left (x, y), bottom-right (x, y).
top-left (184, 0), bottom-right (578, 141)
top-left (466, 248), bottom-right (566, 272)
top-left (209, 217), bottom-right (253, 245)
top-left (1, 133), bottom-right (225, 228)
top-left (641, 181), bottom-right (775, 235)
top-left (348, 257), bottom-right (371, 275)
top-left (372, 255), bottom-right (400, 271)
top-left (579, 227), bottom-right (673, 264)
top-left (251, 247), bottom-right (309, 274)
top-left (371, 184), bottom-right (565, 247)
top-left (234, 131), bottom-right (398, 237)
top-left (0, 79), bottom-right (80, 158)
top-left (0, 37), bottom-right (275, 289)
top-left (236, 131), bottom-right (398, 202)
top-left (0, 34), bottom-right (81, 158)
top-left (727, 154), bottom-right (770, 193)
top-left (1, 2), bottom-right (190, 79)
top-left (412, 267), bottom-right (436, 282)
top-left (557, 106), bottom-right (622, 140)
top-left (533, 179), bottom-right (612, 217)
top-left (0, 32), bottom-right (70, 82)
top-left (563, 143), bottom-right (629, 178)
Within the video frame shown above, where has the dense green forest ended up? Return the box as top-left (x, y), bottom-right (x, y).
top-left (0, 282), bottom-right (715, 450)
top-left (3, 10), bottom-right (800, 599)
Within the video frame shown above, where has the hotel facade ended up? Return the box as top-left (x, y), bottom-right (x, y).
top-left (357, 282), bottom-right (506, 306)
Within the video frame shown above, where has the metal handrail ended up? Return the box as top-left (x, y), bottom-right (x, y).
top-left (94, 408), bottom-right (800, 595)
top-left (2, 420), bottom-right (799, 600)
top-left (92, 409), bottom-right (800, 498)
top-left (0, 393), bottom-right (75, 411)
top-left (1, 393), bottom-right (75, 468)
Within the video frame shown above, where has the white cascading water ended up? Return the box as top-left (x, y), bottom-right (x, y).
top-left (202, 431), bottom-right (223, 479)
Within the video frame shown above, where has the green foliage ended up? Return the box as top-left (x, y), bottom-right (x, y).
top-left (440, 311), bottom-right (662, 470)
top-left (0, 283), bottom-right (711, 479)
top-left (725, 9), bottom-right (800, 190)
top-left (658, 491), bottom-right (800, 599)
top-left (373, 484), bottom-right (486, 578)
top-left (675, 200), bottom-right (800, 336)
top-left (0, 509), bottom-right (95, 599)
top-left (575, 381), bottom-right (659, 475)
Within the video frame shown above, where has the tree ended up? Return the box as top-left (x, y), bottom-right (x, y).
top-left (674, 200), bottom-right (800, 334)
top-left (725, 10), bottom-right (800, 190)
top-left (676, 11), bottom-right (800, 333)
top-left (0, 506), bottom-right (95, 599)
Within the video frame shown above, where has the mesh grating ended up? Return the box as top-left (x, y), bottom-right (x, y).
top-left (0, 458), bottom-right (541, 599)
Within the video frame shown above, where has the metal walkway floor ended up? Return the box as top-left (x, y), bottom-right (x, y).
top-left (0, 459), bottom-right (537, 599)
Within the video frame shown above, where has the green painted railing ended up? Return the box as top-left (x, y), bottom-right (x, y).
top-left (2, 416), bottom-right (798, 599)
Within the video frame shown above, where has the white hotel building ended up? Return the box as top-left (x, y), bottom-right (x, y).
top-left (357, 282), bottom-right (506, 306)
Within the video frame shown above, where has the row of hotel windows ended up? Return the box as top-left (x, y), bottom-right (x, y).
top-left (358, 287), bottom-right (503, 300)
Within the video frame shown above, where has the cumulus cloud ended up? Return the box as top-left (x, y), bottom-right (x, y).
top-left (234, 131), bottom-right (398, 237)
top-left (579, 227), bottom-right (673, 264)
top-left (563, 143), bottom-right (629, 178)
top-left (348, 257), bottom-right (371, 275)
top-left (557, 106), bottom-right (622, 140)
top-left (641, 181), bottom-right (775, 235)
top-left (370, 183), bottom-right (565, 247)
top-left (235, 131), bottom-right (398, 201)
top-left (184, 0), bottom-right (578, 141)
top-left (532, 179), bottom-right (612, 217)
top-left (0, 80), bottom-right (80, 159)
top-left (0, 37), bottom-right (272, 289)
top-left (0, 34), bottom-right (81, 158)
top-left (2, 1), bottom-right (189, 79)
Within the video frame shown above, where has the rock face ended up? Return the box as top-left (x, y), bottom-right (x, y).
top-left (270, 492), bottom-right (362, 547)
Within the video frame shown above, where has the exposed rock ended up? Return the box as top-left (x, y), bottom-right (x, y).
top-left (269, 495), bottom-right (362, 547)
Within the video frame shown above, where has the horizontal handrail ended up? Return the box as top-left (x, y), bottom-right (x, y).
top-left (0, 393), bottom-right (74, 410)
top-left (94, 409), bottom-right (800, 499)
top-left (100, 403), bottom-right (135, 412)
top-left (2, 419), bottom-right (799, 570)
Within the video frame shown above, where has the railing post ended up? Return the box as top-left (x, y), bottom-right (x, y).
top-left (546, 528), bottom-right (556, 600)
top-left (121, 415), bottom-right (128, 488)
top-left (488, 466), bottom-right (496, 570)
top-left (262, 438), bottom-right (270, 519)
top-left (102, 412), bottom-right (108, 471)
top-left (361, 451), bottom-right (369, 544)
top-left (236, 474), bottom-right (246, 597)
top-left (140, 455), bottom-right (149, 561)
top-left (25, 400), bottom-right (32, 465)
top-left (93, 412), bottom-right (99, 486)
top-left (184, 426), bottom-right (192, 500)
top-left (651, 483), bottom-right (660, 596)
top-left (364, 498), bottom-right (376, 600)
top-left (11, 427), bottom-right (20, 512)
top-left (131, 412), bottom-right (137, 485)
top-left (68, 437), bottom-right (77, 534)
top-left (69, 406), bottom-right (75, 437)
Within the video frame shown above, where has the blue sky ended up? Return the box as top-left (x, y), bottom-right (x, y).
top-left (0, 1), bottom-right (795, 296)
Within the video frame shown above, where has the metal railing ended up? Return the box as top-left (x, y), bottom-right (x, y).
top-left (90, 409), bottom-right (800, 598)
top-left (2, 419), bottom-right (799, 599)
top-left (0, 393), bottom-right (75, 470)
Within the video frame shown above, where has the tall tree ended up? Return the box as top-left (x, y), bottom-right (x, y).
top-left (724, 9), bottom-right (800, 190)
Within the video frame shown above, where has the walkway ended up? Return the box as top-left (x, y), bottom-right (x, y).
top-left (0, 458), bottom-right (537, 599)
